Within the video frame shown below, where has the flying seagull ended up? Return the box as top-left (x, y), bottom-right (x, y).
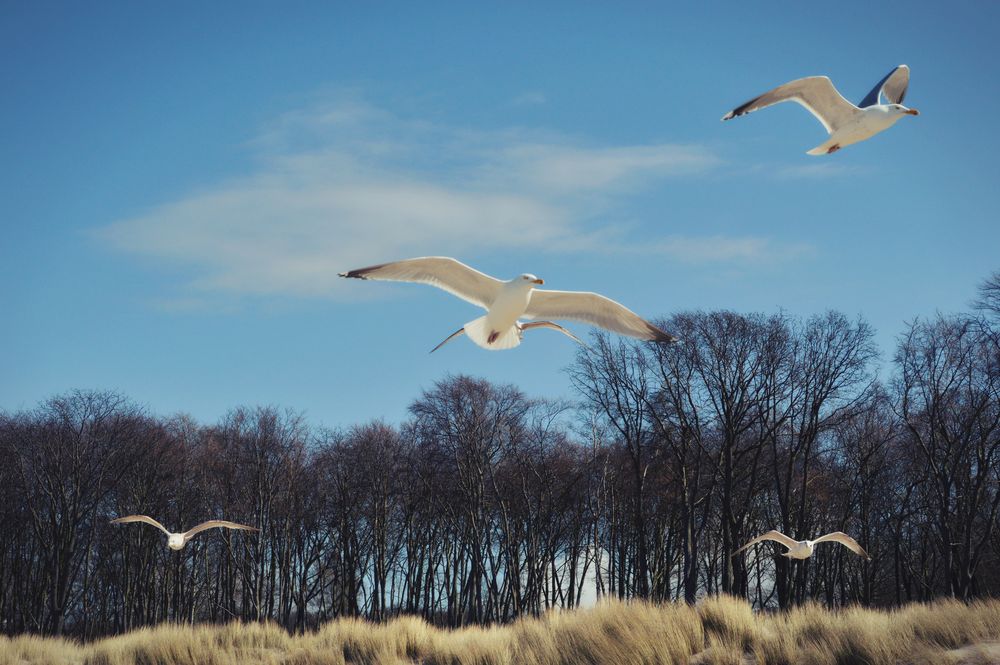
top-left (732, 530), bottom-right (871, 560)
top-left (111, 515), bottom-right (259, 551)
top-left (339, 256), bottom-right (676, 352)
top-left (722, 64), bottom-right (918, 154)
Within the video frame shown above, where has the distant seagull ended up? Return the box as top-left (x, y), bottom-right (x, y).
top-left (733, 530), bottom-right (871, 560)
top-left (339, 256), bottom-right (677, 352)
top-left (722, 64), bottom-right (918, 154)
top-left (111, 515), bottom-right (259, 551)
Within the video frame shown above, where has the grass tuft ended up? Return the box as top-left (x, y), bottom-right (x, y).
top-left (1, 596), bottom-right (998, 664)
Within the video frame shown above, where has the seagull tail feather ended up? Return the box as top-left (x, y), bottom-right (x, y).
top-left (464, 316), bottom-right (521, 351)
top-left (807, 139), bottom-right (836, 155)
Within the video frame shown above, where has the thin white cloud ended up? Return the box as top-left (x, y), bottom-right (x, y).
top-left (102, 176), bottom-right (570, 298)
top-left (509, 91), bottom-right (547, 107)
top-left (97, 95), bottom-right (804, 301)
top-left (643, 235), bottom-right (814, 263)
top-left (501, 144), bottom-right (717, 192)
top-left (772, 163), bottom-right (864, 179)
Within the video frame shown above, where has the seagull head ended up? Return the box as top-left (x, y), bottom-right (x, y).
top-left (517, 273), bottom-right (544, 286)
top-left (891, 103), bottom-right (919, 116)
top-left (167, 534), bottom-right (186, 550)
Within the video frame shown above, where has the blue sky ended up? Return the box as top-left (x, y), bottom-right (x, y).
top-left (2, 2), bottom-right (998, 428)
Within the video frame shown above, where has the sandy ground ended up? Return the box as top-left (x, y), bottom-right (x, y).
top-left (946, 642), bottom-right (1000, 664)
top-left (687, 642), bottom-right (1000, 665)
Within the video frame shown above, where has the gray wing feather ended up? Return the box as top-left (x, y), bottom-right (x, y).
top-left (859, 65), bottom-right (909, 107)
top-left (812, 532), bottom-right (871, 559)
top-left (340, 257), bottom-right (504, 310)
top-left (182, 520), bottom-right (259, 541)
top-left (733, 530), bottom-right (799, 556)
top-left (722, 76), bottom-right (861, 133)
top-left (519, 320), bottom-right (587, 346)
top-left (111, 515), bottom-right (171, 535)
top-left (524, 290), bottom-right (676, 342)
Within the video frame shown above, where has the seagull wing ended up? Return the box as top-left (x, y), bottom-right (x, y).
top-left (722, 76), bottom-right (861, 134)
top-left (858, 64), bottom-right (909, 107)
top-left (339, 257), bottom-right (504, 310)
top-left (111, 515), bottom-right (171, 535)
top-left (182, 520), bottom-right (259, 542)
top-left (519, 320), bottom-right (587, 346)
top-left (732, 530), bottom-right (799, 556)
top-left (524, 290), bottom-right (676, 342)
top-left (812, 532), bottom-right (871, 559)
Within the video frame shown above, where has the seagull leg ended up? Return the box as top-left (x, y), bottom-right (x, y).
top-left (827, 144), bottom-right (841, 154)
top-left (519, 321), bottom-right (588, 347)
top-left (430, 327), bottom-right (466, 353)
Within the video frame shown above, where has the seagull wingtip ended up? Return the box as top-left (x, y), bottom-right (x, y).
top-left (651, 329), bottom-right (680, 344)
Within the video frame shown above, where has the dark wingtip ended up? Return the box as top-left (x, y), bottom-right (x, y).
top-left (648, 324), bottom-right (679, 344)
top-left (341, 261), bottom-right (392, 280)
top-left (646, 322), bottom-right (678, 344)
top-left (722, 95), bottom-right (760, 122)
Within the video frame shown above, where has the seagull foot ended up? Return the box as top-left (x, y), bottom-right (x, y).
top-left (827, 144), bottom-right (841, 154)
top-left (487, 330), bottom-right (500, 344)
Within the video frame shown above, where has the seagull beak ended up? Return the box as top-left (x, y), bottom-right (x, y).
top-left (532, 278), bottom-right (544, 285)
top-left (905, 108), bottom-right (920, 116)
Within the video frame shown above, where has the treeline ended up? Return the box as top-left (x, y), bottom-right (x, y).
top-left (1, 283), bottom-right (999, 638)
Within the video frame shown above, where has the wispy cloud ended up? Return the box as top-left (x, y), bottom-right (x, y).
top-left (642, 235), bottom-right (814, 263)
top-left (508, 91), bottom-right (547, 107)
top-left (97, 94), bottom-right (803, 301)
top-left (500, 144), bottom-right (717, 192)
top-left (772, 163), bottom-right (865, 179)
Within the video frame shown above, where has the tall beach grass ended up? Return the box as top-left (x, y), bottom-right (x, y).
top-left (2, 595), bottom-right (999, 665)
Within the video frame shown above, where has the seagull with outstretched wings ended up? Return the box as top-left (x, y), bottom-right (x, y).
top-left (111, 515), bottom-right (259, 550)
top-left (722, 64), bottom-right (918, 154)
top-left (340, 256), bottom-right (677, 352)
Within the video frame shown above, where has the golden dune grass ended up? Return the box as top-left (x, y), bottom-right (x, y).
top-left (2, 596), bottom-right (999, 665)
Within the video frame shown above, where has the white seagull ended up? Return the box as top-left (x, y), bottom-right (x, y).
top-left (722, 64), bottom-right (919, 154)
top-left (111, 515), bottom-right (259, 551)
top-left (339, 256), bottom-right (676, 352)
top-left (732, 530), bottom-right (871, 561)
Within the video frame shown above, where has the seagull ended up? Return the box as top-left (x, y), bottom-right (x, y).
top-left (732, 530), bottom-right (871, 560)
top-left (111, 515), bottom-right (259, 551)
top-left (339, 256), bottom-right (677, 352)
top-left (722, 64), bottom-right (918, 154)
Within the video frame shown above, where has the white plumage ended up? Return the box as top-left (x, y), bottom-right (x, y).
top-left (339, 256), bottom-right (676, 352)
top-left (111, 515), bottom-right (259, 551)
top-left (732, 529), bottom-right (871, 560)
top-left (722, 65), bottom-right (918, 154)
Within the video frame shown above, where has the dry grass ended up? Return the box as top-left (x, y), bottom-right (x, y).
top-left (2, 596), bottom-right (999, 665)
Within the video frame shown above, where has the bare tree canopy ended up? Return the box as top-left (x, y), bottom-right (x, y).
top-left (974, 270), bottom-right (1000, 319)
top-left (1, 298), bottom-right (999, 638)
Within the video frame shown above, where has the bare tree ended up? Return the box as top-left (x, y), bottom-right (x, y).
top-left (895, 315), bottom-right (1000, 600)
top-left (0, 391), bottom-right (155, 634)
top-left (973, 270), bottom-right (1000, 320)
